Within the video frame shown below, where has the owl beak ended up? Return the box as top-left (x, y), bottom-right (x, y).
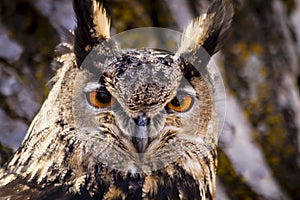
top-left (132, 114), bottom-right (150, 153)
top-left (132, 136), bottom-right (148, 153)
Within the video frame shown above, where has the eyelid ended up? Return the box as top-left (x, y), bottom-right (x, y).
top-left (176, 87), bottom-right (196, 97)
top-left (175, 91), bottom-right (196, 98)
top-left (84, 82), bottom-right (104, 93)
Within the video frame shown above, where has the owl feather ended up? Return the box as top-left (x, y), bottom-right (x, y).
top-left (73, 0), bottom-right (111, 66)
top-left (177, 0), bottom-right (234, 56)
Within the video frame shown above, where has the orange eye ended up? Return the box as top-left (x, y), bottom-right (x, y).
top-left (87, 91), bottom-right (115, 108)
top-left (166, 95), bottom-right (193, 113)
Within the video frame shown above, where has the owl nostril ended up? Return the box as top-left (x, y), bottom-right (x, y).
top-left (133, 113), bottom-right (150, 127)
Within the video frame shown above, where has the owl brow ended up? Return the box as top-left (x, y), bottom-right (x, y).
top-left (84, 82), bottom-right (105, 92)
top-left (176, 87), bottom-right (196, 98)
top-left (177, 79), bottom-right (196, 94)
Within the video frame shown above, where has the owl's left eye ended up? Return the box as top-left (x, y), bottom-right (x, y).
top-left (87, 91), bottom-right (115, 108)
top-left (166, 95), bottom-right (194, 113)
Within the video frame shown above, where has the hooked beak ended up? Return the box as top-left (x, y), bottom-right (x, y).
top-left (132, 113), bottom-right (150, 153)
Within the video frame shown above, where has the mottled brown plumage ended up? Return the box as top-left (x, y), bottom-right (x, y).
top-left (0, 0), bottom-right (233, 199)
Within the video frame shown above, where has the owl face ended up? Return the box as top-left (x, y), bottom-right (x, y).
top-left (71, 43), bottom-right (216, 173)
top-left (67, 0), bottom-right (231, 173)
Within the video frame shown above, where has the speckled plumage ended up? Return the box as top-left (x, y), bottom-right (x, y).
top-left (0, 0), bottom-right (233, 199)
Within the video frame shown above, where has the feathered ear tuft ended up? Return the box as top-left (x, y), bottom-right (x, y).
top-left (91, 1), bottom-right (110, 39)
top-left (176, 0), bottom-right (234, 57)
top-left (73, 0), bottom-right (111, 66)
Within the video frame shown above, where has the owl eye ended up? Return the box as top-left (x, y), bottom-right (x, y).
top-left (166, 95), bottom-right (194, 113)
top-left (87, 91), bottom-right (115, 108)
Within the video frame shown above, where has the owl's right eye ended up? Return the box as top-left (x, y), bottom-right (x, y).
top-left (87, 91), bottom-right (115, 109)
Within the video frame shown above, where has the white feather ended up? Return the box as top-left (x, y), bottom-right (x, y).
top-left (176, 13), bottom-right (213, 57)
top-left (92, 0), bottom-right (111, 39)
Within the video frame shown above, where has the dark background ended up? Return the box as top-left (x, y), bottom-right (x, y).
top-left (0, 0), bottom-right (300, 199)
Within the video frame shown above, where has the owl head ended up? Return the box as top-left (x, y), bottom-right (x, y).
top-left (68, 0), bottom-right (233, 173)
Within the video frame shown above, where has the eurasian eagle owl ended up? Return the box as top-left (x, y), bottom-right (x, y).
top-left (0, 0), bottom-right (233, 199)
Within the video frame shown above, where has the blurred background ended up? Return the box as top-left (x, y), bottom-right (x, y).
top-left (0, 0), bottom-right (300, 199)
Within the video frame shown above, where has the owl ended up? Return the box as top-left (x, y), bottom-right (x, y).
top-left (0, 0), bottom-right (233, 199)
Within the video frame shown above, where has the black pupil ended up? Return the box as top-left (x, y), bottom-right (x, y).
top-left (97, 92), bottom-right (111, 103)
top-left (171, 97), bottom-right (184, 107)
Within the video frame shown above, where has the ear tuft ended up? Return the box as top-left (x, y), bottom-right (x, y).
top-left (176, 0), bottom-right (234, 57)
top-left (176, 14), bottom-right (213, 56)
top-left (73, 0), bottom-right (111, 66)
top-left (91, 0), bottom-right (110, 39)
